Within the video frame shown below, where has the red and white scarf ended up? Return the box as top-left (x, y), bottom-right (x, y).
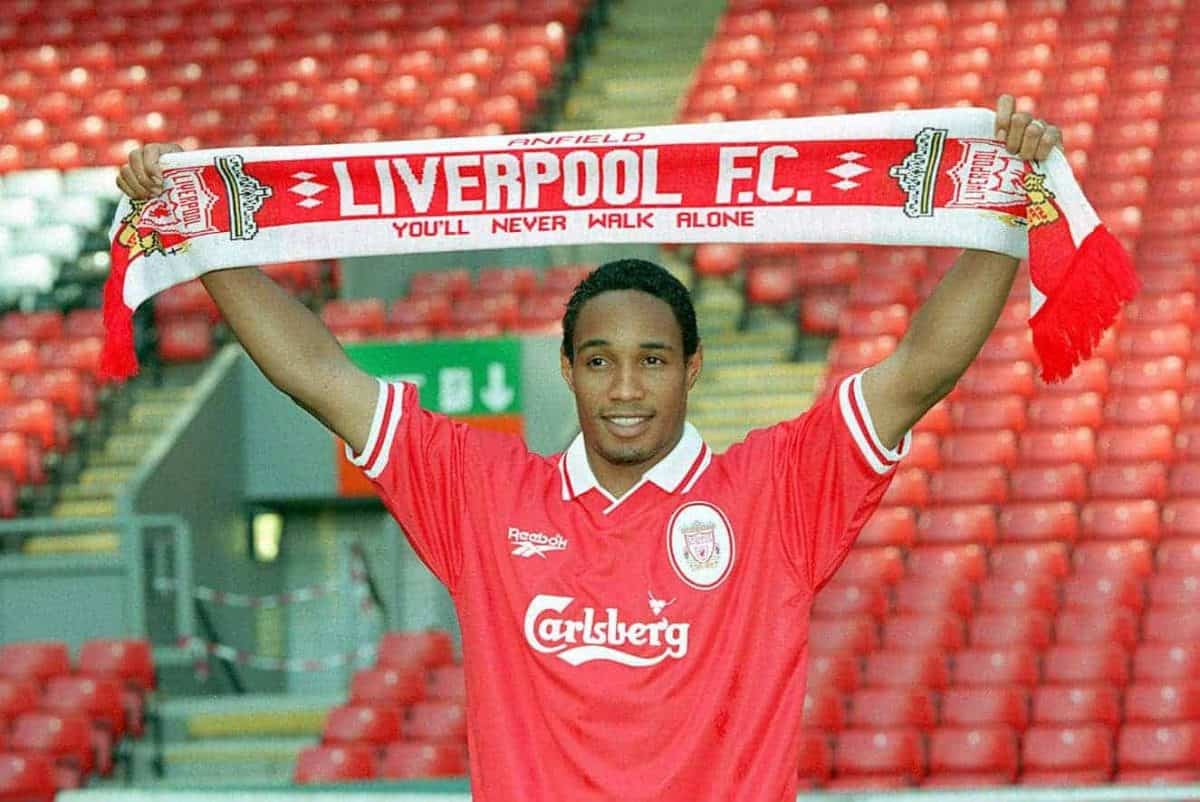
top-left (102, 107), bottom-right (1138, 381)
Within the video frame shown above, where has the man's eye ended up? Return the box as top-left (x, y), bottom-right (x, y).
top-left (587, 357), bottom-right (607, 368)
top-left (645, 355), bottom-right (665, 365)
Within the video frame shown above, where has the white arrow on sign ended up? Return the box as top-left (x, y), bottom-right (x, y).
top-left (480, 362), bottom-right (515, 412)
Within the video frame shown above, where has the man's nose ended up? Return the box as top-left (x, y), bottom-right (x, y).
top-left (610, 364), bottom-right (645, 400)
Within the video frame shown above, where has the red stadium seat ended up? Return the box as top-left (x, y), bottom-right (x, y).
top-left (376, 631), bottom-right (454, 671)
top-left (405, 701), bottom-right (467, 742)
top-left (1088, 464), bottom-right (1168, 501)
top-left (42, 677), bottom-right (126, 738)
top-left (951, 649), bottom-right (1040, 687)
top-left (833, 728), bottom-right (925, 784)
top-left (940, 686), bottom-right (1029, 730)
top-left (78, 639), bottom-right (155, 693)
top-left (849, 688), bottom-right (936, 729)
top-left (990, 542), bottom-right (1071, 580)
top-left (927, 469), bottom-right (1007, 506)
top-left (813, 582), bottom-right (888, 620)
top-left (1148, 574), bottom-right (1200, 609)
top-left (320, 299), bottom-right (387, 338)
top-left (1110, 356), bottom-right (1186, 392)
top-left (969, 611), bottom-right (1053, 650)
top-left (157, 317), bottom-right (214, 363)
top-left (862, 651), bottom-right (950, 690)
top-left (997, 502), bottom-right (1079, 543)
top-left (0, 642), bottom-right (69, 685)
top-left (294, 744), bottom-right (376, 784)
top-left (1043, 644), bottom-right (1130, 685)
top-left (977, 575), bottom-right (1058, 614)
top-left (1040, 359), bottom-right (1109, 395)
top-left (914, 401), bottom-right (952, 436)
top-left (892, 576), bottom-right (974, 617)
top-left (906, 545), bottom-right (987, 583)
top-left (950, 396), bottom-right (1026, 431)
top-left (941, 431), bottom-right (1018, 468)
top-left (1096, 426), bottom-right (1175, 465)
top-left (1135, 643), bottom-right (1200, 683)
top-left (0, 312), bottom-right (62, 343)
top-left (11, 711), bottom-right (94, 777)
top-left (0, 752), bottom-right (56, 802)
top-left (692, 244), bottom-right (742, 278)
top-left (978, 331), bottom-right (1036, 363)
top-left (831, 547), bottom-right (904, 585)
top-left (904, 432), bottom-right (941, 472)
top-left (957, 362), bottom-right (1037, 399)
top-left (1104, 391), bottom-right (1180, 428)
top-left (1125, 683), bottom-right (1200, 724)
top-left (1032, 685), bottom-right (1121, 727)
top-left (803, 688), bottom-right (846, 731)
top-left (426, 665), bottom-right (465, 702)
top-left (1072, 540), bottom-right (1154, 578)
top-left (408, 270), bottom-right (471, 300)
top-left (153, 280), bottom-right (219, 323)
top-left (882, 614), bottom-right (965, 652)
top-left (807, 652), bottom-right (861, 693)
top-left (1142, 608), bottom-right (1200, 643)
top-left (0, 679), bottom-right (39, 721)
top-left (809, 616), bottom-right (878, 655)
top-left (1020, 725), bottom-right (1114, 783)
top-left (1117, 723), bottom-right (1200, 774)
top-left (1161, 500), bottom-right (1200, 539)
top-left (378, 741), bottom-right (466, 779)
top-left (322, 704), bottom-right (403, 746)
top-left (797, 730), bottom-right (834, 788)
top-left (1079, 500), bottom-right (1160, 542)
top-left (1019, 427), bottom-right (1096, 467)
top-left (1009, 464), bottom-right (1087, 503)
top-left (348, 667), bottom-right (425, 707)
top-left (1061, 575), bottom-right (1144, 612)
top-left (927, 727), bottom-right (1019, 783)
top-left (880, 468), bottom-right (928, 507)
top-left (1156, 539), bottom-right (1200, 575)
top-left (856, 507), bottom-right (916, 547)
top-left (916, 506), bottom-right (998, 544)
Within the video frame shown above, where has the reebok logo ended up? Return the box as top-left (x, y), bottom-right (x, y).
top-left (524, 594), bottom-right (690, 667)
top-left (508, 527), bottom-right (568, 559)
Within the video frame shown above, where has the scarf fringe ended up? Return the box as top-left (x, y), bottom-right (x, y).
top-left (1030, 225), bottom-right (1140, 383)
top-left (100, 253), bottom-right (138, 382)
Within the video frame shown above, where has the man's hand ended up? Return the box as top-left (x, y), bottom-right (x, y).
top-left (994, 94), bottom-right (1062, 161)
top-left (116, 143), bottom-right (183, 200)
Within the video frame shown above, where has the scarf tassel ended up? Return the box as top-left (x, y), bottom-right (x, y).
top-left (100, 252), bottom-right (139, 382)
top-left (1030, 225), bottom-right (1140, 383)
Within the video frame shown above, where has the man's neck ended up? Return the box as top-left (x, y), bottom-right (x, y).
top-left (586, 427), bottom-right (685, 500)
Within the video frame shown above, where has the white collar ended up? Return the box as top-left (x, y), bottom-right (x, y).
top-left (559, 422), bottom-right (711, 511)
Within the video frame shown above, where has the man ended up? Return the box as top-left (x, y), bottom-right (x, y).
top-left (118, 96), bottom-right (1059, 800)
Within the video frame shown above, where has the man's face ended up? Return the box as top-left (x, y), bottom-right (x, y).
top-left (561, 289), bottom-right (702, 478)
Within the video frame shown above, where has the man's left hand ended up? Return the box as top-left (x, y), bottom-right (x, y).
top-left (994, 93), bottom-right (1063, 161)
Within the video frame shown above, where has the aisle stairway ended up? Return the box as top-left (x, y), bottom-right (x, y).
top-left (559, 0), bottom-right (726, 129)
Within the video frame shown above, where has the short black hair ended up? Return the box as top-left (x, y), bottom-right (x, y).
top-left (561, 258), bottom-right (699, 361)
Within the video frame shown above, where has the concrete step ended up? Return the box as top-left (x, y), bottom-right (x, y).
top-left (127, 736), bottom-right (313, 785)
top-left (102, 432), bottom-right (158, 462)
top-left (127, 401), bottom-right (183, 429)
top-left (51, 498), bottom-right (115, 518)
top-left (691, 409), bottom-right (801, 429)
top-left (691, 393), bottom-right (813, 412)
top-left (77, 465), bottom-right (137, 486)
top-left (160, 692), bottom-right (342, 741)
top-left (21, 531), bottom-right (119, 555)
top-left (702, 363), bottom-right (824, 387)
top-left (58, 482), bottom-right (122, 501)
top-left (700, 345), bottom-right (795, 365)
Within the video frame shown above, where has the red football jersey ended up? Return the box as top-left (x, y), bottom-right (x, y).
top-left (347, 370), bottom-right (907, 801)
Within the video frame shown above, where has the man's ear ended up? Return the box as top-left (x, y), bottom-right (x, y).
top-left (685, 344), bottom-right (703, 390)
top-left (560, 350), bottom-right (575, 393)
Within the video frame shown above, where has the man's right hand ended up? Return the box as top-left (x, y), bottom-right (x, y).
top-left (116, 143), bottom-right (184, 199)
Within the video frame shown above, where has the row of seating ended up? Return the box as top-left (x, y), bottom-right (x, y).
top-left (0, 639), bottom-right (157, 793)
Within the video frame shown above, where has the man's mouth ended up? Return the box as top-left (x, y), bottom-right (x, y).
top-left (601, 414), bottom-right (654, 437)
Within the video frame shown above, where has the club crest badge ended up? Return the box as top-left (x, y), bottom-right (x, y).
top-left (667, 502), bottom-right (734, 590)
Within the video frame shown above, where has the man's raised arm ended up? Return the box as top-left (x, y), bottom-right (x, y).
top-left (117, 144), bottom-right (378, 454)
top-left (861, 94), bottom-right (1063, 449)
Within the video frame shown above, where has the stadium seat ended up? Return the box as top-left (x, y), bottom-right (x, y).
top-left (1042, 644), bottom-right (1130, 685)
top-left (956, 361), bottom-right (1037, 399)
top-left (997, 502), bottom-right (1079, 543)
top-left (405, 701), bottom-right (467, 742)
top-left (940, 686), bottom-right (1029, 730)
top-left (1088, 464), bottom-right (1168, 501)
top-left (813, 582), bottom-right (888, 620)
top-left (1009, 464), bottom-right (1087, 503)
top-left (927, 469), bottom-right (1007, 506)
top-left (1156, 539), bottom-right (1200, 575)
top-left (969, 611), bottom-right (1053, 650)
top-left (916, 506), bottom-right (997, 544)
top-left (1104, 391), bottom-right (1181, 428)
top-left (880, 468), bottom-right (929, 507)
top-left (831, 547), bottom-right (904, 586)
top-left (892, 576), bottom-right (974, 617)
top-left (0, 679), bottom-right (39, 722)
top-left (1079, 500), bottom-right (1160, 542)
top-left (1134, 643), bottom-right (1200, 683)
top-left (1020, 725), bottom-right (1114, 784)
top-left (1124, 683), bottom-right (1200, 724)
top-left (1142, 608), bottom-right (1200, 643)
top-left (294, 744), bottom-right (376, 784)
top-left (0, 752), bottom-right (56, 802)
top-left (906, 545), bottom-right (987, 583)
top-left (0, 642), bottom-right (69, 685)
top-left (322, 704), bottom-right (403, 746)
top-left (349, 667), bottom-right (425, 708)
top-left (426, 665), bottom-right (465, 703)
top-left (1148, 574), bottom-right (1200, 609)
top-left (10, 711), bottom-right (94, 778)
top-left (1072, 540), bottom-right (1154, 579)
top-left (1110, 356), bottom-right (1186, 392)
top-left (989, 544), bottom-right (1069, 583)
top-left (1117, 723), bottom-right (1200, 775)
top-left (41, 677), bottom-right (126, 738)
top-left (77, 639), bottom-right (155, 693)
top-left (1018, 427), bottom-right (1097, 467)
top-left (1060, 575), bottom-right (1144, 612)
top-left (950, 396), bottom-right (1026, 431)
top-left (849, 686), bottom-right (931, 729)
top-left (803, 688), bottom-right (846, 732)
top-left (862, 651), bottom-right (950, 690)
top-left (1096, 426), bottom-right (1175, 465)
top-left (977, 576), bottom-right (1058, 614)
top-left (157, 317), bottom-right (214, 363)
top-left (940, 431), bottom-right (1018, 468)
top-left (1171, 461), bottom-right (1200, 497)
top-left (1161, 500), bottom-right (1200, 539)
top-left (797, 730), bottom-right (833, 788)
top-left (320, 299), bottom-right (387, 339)
top-left (1032, 685), bottom-right (1121, 727)
top-left (881, 614), bottom-right (965, 652)
top-left (809, 616), bottom-right (878, 655)
top-left (807, 652), bottom-right (861, 694)
top-left (378, 741), bottom-right (466, 779)
top-left (856, 507), bottom-right (916, 548)
top-left (927, 727), bottom-right (1019, 783)
top-left (833, 728), bottom-right (925, 785)
top-left (376, 631), bottom-right (455, 671)
top-left (951, 649), bottom-right (1040, 687)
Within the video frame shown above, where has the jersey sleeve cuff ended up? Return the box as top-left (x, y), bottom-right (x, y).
top-left (838, 370), bottom-right (912, 475)
top-left (344, 379), bottom-right (405, 479)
